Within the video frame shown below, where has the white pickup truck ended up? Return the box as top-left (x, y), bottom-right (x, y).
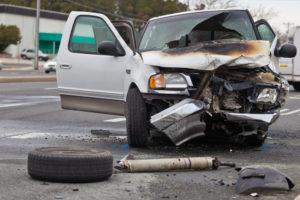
top-left (57, 10), bottom-right (296, 147)
top-left (279, 26), bottom-right (300, 91)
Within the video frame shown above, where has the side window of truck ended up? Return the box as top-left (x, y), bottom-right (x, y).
top-left (257, 23), bottom-right (275, 44)
top-left (69, 16), bottom-right (117, 54)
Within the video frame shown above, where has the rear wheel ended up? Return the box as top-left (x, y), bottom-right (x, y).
top-left (293, 82), bottom-right (300, 91)
top-left (126, 87), bottom-right (149, 147)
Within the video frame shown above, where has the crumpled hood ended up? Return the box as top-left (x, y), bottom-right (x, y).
top-left (142, 40), bottom-right (271, 70)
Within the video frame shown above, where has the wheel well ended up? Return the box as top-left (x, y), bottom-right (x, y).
top-left (129, 83), bottom-right (138, 89)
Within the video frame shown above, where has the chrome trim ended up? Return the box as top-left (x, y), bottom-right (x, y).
top-left (58, 87), bottom-right (124, 101)
top-left (224, 112), bottom-right (279, 124)
top-left (181, 73), bottom-right (193, 87)
top-left (60, 94), bottom-right (124, 115)
top-left (149, 89), bottom-right (189, 95)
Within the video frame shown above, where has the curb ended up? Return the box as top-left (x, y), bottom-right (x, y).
top-left (0, 76), bottom-right (56, 83)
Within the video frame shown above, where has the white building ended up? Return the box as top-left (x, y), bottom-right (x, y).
top-left (0, 4), bottom-right (68, 57)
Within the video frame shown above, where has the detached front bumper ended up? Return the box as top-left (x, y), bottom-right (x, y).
top-left (150, 98), bottom-right (280, 146)
top-left (223, 112), bottom-right (280, 124)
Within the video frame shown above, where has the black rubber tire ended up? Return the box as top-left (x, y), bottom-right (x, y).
top-left (245, 134), bottom-right (267, 147)
top-left (45, 70), bottom-right (50, 74)
top-left (28, 147), bottom-right (113, 183)
top-left (126, 87), bottom-right (149, 147)
top-left (293, 83), bottom-right (300, 91)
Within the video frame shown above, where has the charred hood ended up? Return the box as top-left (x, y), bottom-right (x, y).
top-left (142, 40), bottom-right (271, 70)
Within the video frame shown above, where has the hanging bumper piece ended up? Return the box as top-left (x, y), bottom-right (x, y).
top-left (150, 98), bottom-right (208, 146)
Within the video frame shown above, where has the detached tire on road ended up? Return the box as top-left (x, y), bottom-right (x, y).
top-left (28, 147), bottom-right (113, 183)
top-left (126, 87), bottom-right (149, 147)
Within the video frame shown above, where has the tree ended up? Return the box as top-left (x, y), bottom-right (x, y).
top-left (249, 6), bottom-right (278, 21)
top-left (0, 25), bottom-right (21, 52)
top-left (194, 0), bottom-right (236, 10)
top-left (117, 0), bottom-right (188, 21)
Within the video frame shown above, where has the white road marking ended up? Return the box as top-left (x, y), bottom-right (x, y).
top-left (280, 109), bottom-right (289, 113)
top-left (281, 109), bottom-right (300, 116)
top-left (289, 96), bottom-right (300, 100)
top-left (0, 102), bottom-right (35, 108)
top-left (10, 132), bottom-right (49, 139)
top-left (44, 87), bottom-right (57, 90)
top-left (103, 117), bottom-right (126, 123)
top-left (0, 96), bottom-right (59, 109)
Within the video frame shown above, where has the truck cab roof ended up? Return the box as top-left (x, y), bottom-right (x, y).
top-left (149, 9), bottom-right (249, 21)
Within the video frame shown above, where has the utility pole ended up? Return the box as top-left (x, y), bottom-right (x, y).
top-left (34, 0), bottom-right (40, 70)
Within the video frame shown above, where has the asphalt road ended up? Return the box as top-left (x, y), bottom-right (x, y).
top-left (0, 82), bottom-right (300, 200)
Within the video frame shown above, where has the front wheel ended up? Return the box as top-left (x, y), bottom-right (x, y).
top-left (236, 127), bottom-right (268, 147)
top-left (126, 87), bottom-right (149, 147)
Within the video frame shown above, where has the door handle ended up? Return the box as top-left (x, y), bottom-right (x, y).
top-left (60, 64), bottom-right (72, 69)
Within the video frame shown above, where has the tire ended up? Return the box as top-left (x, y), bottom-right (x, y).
top-left (293, 83), bottom-right (300, 91)
top-left (45, 70), bottom-right (50, 74)
top-left (126, 87), bottom-right (149, 147)
top-left (28, 147), bottom-right (113, 183)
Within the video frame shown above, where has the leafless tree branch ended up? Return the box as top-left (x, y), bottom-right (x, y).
top-left (249, 6), bottom-right (278, 21)
top-left (194, 0), bottom-right (236, 10)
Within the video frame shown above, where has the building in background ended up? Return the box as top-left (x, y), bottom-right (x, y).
top-left (0, 4), bottom-right (68, 57)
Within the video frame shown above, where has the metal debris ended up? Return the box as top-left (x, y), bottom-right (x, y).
top-left (236, 166), bottom-right (295, 194)
top-left (116, 155), bottom-right (235, 173)
top-left (150, 99), bottom-right (207, 145)
top-left (250, 193), bottom-right (259, 197)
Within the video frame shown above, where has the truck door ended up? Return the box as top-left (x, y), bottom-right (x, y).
top-left (57, 12), bottom-right (135, 115)
top-left (255, 19), bottom-right (279, 72)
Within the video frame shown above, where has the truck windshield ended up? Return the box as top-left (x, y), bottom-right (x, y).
top-left (139, 11), bottom-right (257, 52)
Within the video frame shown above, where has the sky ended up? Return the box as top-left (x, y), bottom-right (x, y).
top-left (183, 0), bottom-right (300, 32)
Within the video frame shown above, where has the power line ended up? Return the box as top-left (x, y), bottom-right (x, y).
top-left (63, 0), bottom-right (145, 22)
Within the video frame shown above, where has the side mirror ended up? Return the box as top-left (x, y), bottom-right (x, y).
top-left (276, 43), bottom-right (297, 58)
top-left (98, 41), bottom-right (125, 57)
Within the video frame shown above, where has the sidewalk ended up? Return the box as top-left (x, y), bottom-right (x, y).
top-left (0, 57), bottom-right (55, 83)
top-left (0, 57), bottom-right (46, 70)
top-left (0, 69), bottom-right (56, 83)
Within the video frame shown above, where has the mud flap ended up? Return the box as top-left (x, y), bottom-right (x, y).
top-left (236, 166), bottom-right (295, 194)
top-left (150, 99), bottom-right (207, 146)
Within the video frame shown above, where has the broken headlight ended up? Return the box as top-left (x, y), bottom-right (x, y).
top-left (256, 88), bottom-right (278, 104)
top-left (149, 73), bottom-right (188, 90)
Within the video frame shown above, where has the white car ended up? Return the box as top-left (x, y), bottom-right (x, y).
top-left (43, 57), bottom-right (57, 73)
top-left (278, 26), bottom-right (300, 91)
top-left (57, 10), bottom-right (296, 147)
top-left (21, 49), bottom-right (49, 61)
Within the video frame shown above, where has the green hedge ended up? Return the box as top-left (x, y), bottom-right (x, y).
top-left (0, 24), bottom-right (21, 52)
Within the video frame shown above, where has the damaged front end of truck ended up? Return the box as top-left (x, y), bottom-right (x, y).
top-left (144, 40), bottom-right (289, 146)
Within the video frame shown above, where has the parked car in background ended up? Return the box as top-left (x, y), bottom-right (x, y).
top-left (43, 57), bottom-right (57, 73)
top-left (279, 26), bottom-right (300, 91)
top-left (20, 49), bottom-right (49, 61)
top-left (57, 10), bottom-right (296, 148)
